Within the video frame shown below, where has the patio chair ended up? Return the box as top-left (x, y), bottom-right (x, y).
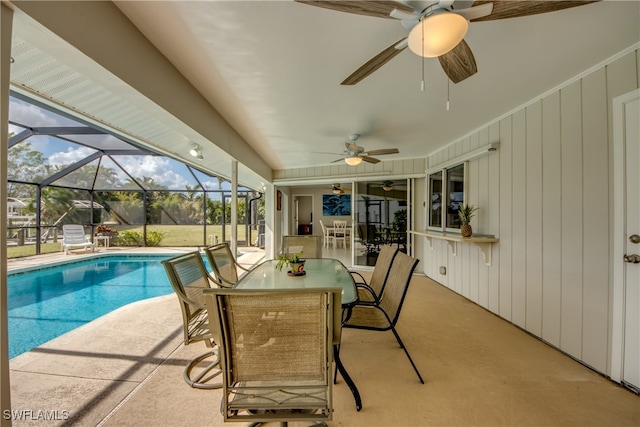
top-left (357, 224), bottom-right (382, 255)
top-left (161, 251), bottom-right (222, 389)
top-left (350, 245), bottom-right (398, 305)
top-left (204, 243), bottom-right (250, 288)
top-left (344, 251), bottom-right (424, 383)
top-left (203, 287), bottom-right (342, 426)
top-left (281, 235), bottom-right (322, 258)
top-left (62, 224), bottom-right (95, 254)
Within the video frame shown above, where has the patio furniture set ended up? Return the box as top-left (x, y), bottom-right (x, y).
top-left (161, 241), bottom-right (422, 425)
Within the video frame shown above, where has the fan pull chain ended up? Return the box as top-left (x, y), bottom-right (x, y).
top-left (421, 56), bottom-right (425, 92)
top-left (421, 20), bottom-right (425, 92)
top-left (447, 79), bottom-right (450, 111)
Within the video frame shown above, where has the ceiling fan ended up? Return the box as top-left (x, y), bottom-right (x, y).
top-left (295, 0), bottom-right (600, 85)
top-left (331, 133), bottom-right (399, 166)
top-left (381, 180), bottom-right (395, 191)
top-left (331, 183), bottom-right (350, 194)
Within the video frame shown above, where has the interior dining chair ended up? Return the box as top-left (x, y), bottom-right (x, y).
top-left (203, 287), bottom-right (342, 426)
top-left (344, 251), bottom-right (424, 384)
top-left (161, 251), bottom-right (222, 389)
top-left (350, 245), bottom-right (399, 305)
top-left (319, 220), bottom-right (334, 249)
top-left (333, 220), bottom-right (347, 249)
top-left (204, 242), bottom-right (250, 288)
top-left (281, 235), bottom-right (322, 258)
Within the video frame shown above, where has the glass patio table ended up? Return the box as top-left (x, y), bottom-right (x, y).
top-left (235, 258), bottom-right (362, 411)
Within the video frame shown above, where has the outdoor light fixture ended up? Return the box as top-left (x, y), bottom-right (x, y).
top-left (344, 156), bottom-right (362, 166)
top-left (382, 181), bottom-right (394, 192)
top-left (407, 10), bottom-right (468, 58)
top-left (189, 144), bottom-right (203, 160)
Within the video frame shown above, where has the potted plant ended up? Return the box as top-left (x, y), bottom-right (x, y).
top-left (94, 224), bottom-right (119, 237)
top-left (458, 204), bottom-right (479, 238)
top-left (276, 251), bottom-right (305, 275)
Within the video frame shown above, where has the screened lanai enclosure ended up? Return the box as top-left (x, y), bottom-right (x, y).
top-left (6, 94), bottom-right (264, 258)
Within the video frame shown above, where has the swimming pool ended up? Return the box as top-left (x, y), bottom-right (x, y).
top-left (7, 254), bottom-right (191, 359)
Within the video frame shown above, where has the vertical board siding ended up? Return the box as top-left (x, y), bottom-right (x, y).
top-left (420, 48), bottom-right (639, 376)
top-left (581, 68), bottom-right (610, 371)
top-left (525, 101), bottom-right (543, 337)
top-left (488, 123), bottom-right (501, 314)
top-left (541, 92), bottom-right (563, 348)
top-left (498, 117), bottom-right (513, 321)
top-left (511, 109), bottom-right (527, 329)
top-left (560, 80), bottom-right (584, 359)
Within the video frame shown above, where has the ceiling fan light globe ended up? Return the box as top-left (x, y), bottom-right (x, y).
top-left (383, 186), bottom-right (393, 191)
top-left (407, 11), bottom-right (468, 58)
top-left (189, 143), bottom-right (203, 159)
top-left (345, 156), bottom-right (363, 166)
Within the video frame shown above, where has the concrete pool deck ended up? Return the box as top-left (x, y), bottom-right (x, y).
top-left (6, 247), bottom-right (639, 426)
top-left (6, 246), bottom-right (266, 426)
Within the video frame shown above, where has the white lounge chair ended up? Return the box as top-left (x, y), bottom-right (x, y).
top-left (62, 224), bottom-right (95, 254)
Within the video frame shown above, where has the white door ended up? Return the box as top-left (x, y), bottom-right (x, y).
top-left (614, 89), bottom-right (640, 391)
top-left (622, 94), bottom-right (640, 391)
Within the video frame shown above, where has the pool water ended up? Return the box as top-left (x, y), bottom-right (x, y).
top-left (7, 254), bottom-right (193, 359)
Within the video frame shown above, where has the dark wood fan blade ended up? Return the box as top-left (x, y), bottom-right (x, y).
top-left (331, 158), bottom-right (345, 163)
top-left (294, 0), bottom-right (413, 19)
top-left (469, 1), bottom-right (600, 22)
top-left (361, 156), bottom-right (381, 164)
top-left (342, 38), bottom-right (407, 85)
top-left (438, 39), bottom-right (477, 83)
top-left (345, 142), bottom-right (361, 153)
top-left (365, 148), bottom-right (399, 156)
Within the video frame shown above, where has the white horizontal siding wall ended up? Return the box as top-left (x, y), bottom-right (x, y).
top-left (421, 48), bottom-right (639, 376)
top-left (273, 158), bottom-right (425, 181)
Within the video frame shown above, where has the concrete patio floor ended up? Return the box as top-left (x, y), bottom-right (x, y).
top-left (6, 248), bottom-right (639, 426)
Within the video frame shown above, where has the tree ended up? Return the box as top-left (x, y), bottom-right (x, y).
top-left (7, 139), bottom-right (47, 198)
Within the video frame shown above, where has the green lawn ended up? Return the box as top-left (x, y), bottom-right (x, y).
top-left (7, 224), bottom-right (257, 258)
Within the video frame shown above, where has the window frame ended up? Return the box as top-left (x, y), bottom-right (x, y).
top-left (427, 161), bottom-right (468, 233)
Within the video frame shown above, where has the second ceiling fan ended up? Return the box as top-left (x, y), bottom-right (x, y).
top-left (295, 0), bottom-right (599, 85)
top-left (331, 133), bottom-right (399, 165)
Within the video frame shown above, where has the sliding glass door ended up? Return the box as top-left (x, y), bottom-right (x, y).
top-left (353, 179), bottom-right (410, 267)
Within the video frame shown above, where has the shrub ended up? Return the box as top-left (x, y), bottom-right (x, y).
top-left (146, 230), bottom-right (165, 247)
top-left (114, 230), bottom-right (143, 246)
top-left (113, 230), bottom-right (165, 247)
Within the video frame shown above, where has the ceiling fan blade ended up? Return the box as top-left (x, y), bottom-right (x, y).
top-left (331, 158), bottom-right (345, 163)
top-left (341, 38), bottom-right (407, 85)
top-left (364, 148), bottom-right (399, 156)
top-left (454, 2), bottom-right (493, 20)
top-left (469, 1), bottom-right (600, 22)
top-left (361, 156), bottom-right (381, 164)
top-left (295, 0), bottom-right (414, 19)
top-left (438, 39), bottom-right (477, 83)
top-left (345, 142), bottom-right (360, 153)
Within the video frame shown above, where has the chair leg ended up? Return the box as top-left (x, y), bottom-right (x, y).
top-left (390, 327), bottom-right (425, 384)
top-left (184, 348), bottom-right (223, 389)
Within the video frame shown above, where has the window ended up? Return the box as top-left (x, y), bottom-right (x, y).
top-left (427, 162), bottom-right (466, 231)
top-left (428, 171), bottom-right (442, 228)
top-left (445, 163), bottom-right (465, 229)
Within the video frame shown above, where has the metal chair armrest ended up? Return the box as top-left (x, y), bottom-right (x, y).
top-left (349, 271), bottom-right (367, 284)
top-left (356, 283), bottom-right (379, 302)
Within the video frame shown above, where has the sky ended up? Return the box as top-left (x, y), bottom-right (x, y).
top-left (8, 96), bottom-right (239, 191)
